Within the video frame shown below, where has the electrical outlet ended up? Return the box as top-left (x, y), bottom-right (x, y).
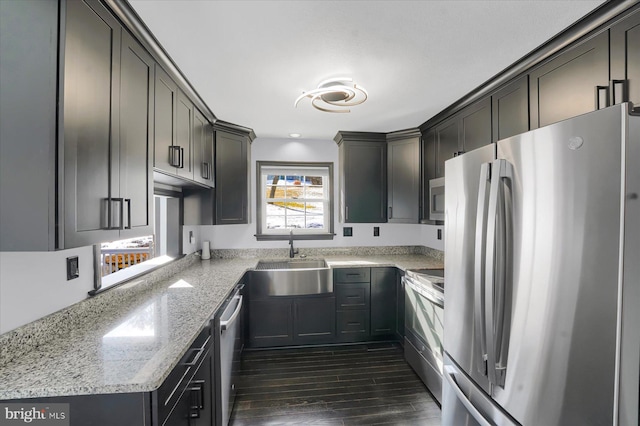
top-left (437, 229), bottom-right (443, 240)
top-left (343, 227), bottom-right (353, 237)
top-left (373, 227), bottom-right (380, 237)
top-left (67, 256), bottom-right (79, 280)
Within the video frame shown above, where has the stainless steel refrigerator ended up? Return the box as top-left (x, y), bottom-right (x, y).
top-left (442, 103), bottom-right (640, 426)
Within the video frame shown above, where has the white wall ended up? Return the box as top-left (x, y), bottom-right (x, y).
top-left (0, 246), bottom-right (94, 334)
top-left (195, 137), bottom-right (444, 251)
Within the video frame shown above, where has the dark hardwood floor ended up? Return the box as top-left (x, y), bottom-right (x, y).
top-left (230, 342), bottom-right (441, 425)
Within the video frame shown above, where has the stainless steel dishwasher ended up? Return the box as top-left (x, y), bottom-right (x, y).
top-left (214, 284), bottom-right (244, 426)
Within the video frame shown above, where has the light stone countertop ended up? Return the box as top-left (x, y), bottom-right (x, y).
top-left (0, 251), bottom-right (442, 400)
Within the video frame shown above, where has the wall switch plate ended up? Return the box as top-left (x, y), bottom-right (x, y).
top-left (343, 227), bottom-right (353, 237)
top-left (373, 227), bottom-right (380, 237)
top-left (67, 256), bottom-right (79, 280)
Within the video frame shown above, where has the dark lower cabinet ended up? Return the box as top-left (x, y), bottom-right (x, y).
top-left (529, 30), bottom-right (610, 129)
top-left (611, 6), bottom-right (640, 110)
top-left (248, 294), bottom-right (336, 348)
top-left (248, 298), bottom-right (294, 347)
top-left (337, 310), bottom-right (370, 341)
top-left (294, 297), bottom-right (336, 344)
top-left (370, 267), bottom-right (397, 337)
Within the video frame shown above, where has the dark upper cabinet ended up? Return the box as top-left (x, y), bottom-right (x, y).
top-left (492, 76), bottom-right (530, 142)
top-left (529, 30), bottom-right (610, 129)
top-left (434, 116), bottom-right (459, 178)
top-left (387, 131), bottom-right (421, 223)
top-left (370, 267), bottom-right (397, 337)
top-left (335, 132), bottom-right (388, 223)
top-left (153, 65), bottom-right (178, 175)
top-left (175, 90), bottom-right (193, 180)
top-left (64, 0), bottom-right (155, 248)
top-left (420, 129), bottom-right (436, 223)
top-left (215, 126), bottom-right (251, 224)
top-left (117, 31), bottom-right (155, 239)
top-left (192, 109), bottom-right (215, 187)
top-left (459, 97), bottom-right (492, 152)
top-left (63, 0), bottom-right (121, 248)
top-left (611, 7), bottom-right (640, 110)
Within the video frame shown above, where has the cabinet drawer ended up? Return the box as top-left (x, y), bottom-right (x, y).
top-left (337, 310), bottom-right (370, 340)
top-left (157, 323), bottom-right (212, 423)
top-left (336, 283), bottom-right (370, 309)
top-left (335, 268), bottom-right (370, 283)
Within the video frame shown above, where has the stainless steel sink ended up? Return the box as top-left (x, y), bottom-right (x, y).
top-left (251, 259), bottom-right (333, 296)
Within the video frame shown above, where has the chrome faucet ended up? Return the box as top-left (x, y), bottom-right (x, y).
top-left (289, 230), bottom-right (298, 258)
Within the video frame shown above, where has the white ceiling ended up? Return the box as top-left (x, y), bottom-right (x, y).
top-left (129, 0), bottom-right (606, 140)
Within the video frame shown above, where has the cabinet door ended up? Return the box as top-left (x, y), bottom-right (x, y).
top-left (63, 0), bottom-right (120, 248)
top-left (611, 7), bottom-right (640, 110)
top-left (370, 267), bottom-right (397, 337)
top-left (192, 109), bottom-right (214, 187)
top-left (337, 310), bottom-right (370, 342)
top-left (189, 349), bottom-right (213, 426)
top-left (342, 141), bottom-right (387, 223)
top-left (154, 66), bottom-right (178, 174)
top-left (248, 299), bottom-right (293, 347)
top-left (435, 117), bottom-right (459, 178)
top-left (387, 138), bottom-right (420, 223)
top-left (215, 131), bottom-right (249, 224)
top-left (420, 129), bottom-right (436, 222)
top-left (492, 76), bottom-right (530, 142)
top-left (119, 32), bottom-right (154, 239)
top-left (294, 297), bottom-right (336, 344)
top-left (529, 30), bottom-right (609, 128)
top-left (458, 97), bottom-right (492, 152)
top-left (176, 91), bottom-right (193, 180)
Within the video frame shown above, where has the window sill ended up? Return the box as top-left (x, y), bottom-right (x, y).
top-left (255, 233), bottom-right (335, 241)
top-left (89, 255), bottom-right (183, 296)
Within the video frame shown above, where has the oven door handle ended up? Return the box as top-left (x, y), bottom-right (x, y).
top-left (405, 278), bottom-right (444, 308)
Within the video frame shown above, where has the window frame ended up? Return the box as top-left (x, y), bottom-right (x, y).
top-left (255, 161), bottom-right (335, 241)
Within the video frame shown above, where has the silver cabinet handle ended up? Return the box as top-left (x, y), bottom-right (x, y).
top-left (124, 198), bottom-right (131, 230)
top-left (220, 295), bottom-right (243, 332)
top-left (388, 206), bottom-right (392, 218)
top-left (169, 146), bottom-right (181, 167)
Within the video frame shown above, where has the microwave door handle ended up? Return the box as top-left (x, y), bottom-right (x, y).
top-left (485, 159), bottom-right (513, 388)
top-left (474, 162), bottom-right (491, 376)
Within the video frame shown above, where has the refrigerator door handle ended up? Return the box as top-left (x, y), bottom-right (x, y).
top-left (444, 365), bottom-right (493, 426)
top-left (485, 159), bottom-right (513, 388)
top-left (473, 162), bottom-right (491, 376)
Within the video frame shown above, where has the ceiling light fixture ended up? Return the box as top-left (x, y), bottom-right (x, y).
top-left (294, 77), bottom-right (368, 113)
top-left (289, 133), bottom-right (301, 138)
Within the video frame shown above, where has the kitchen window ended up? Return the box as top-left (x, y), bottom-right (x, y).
top-left (256, 162), bottom-right (334, 240)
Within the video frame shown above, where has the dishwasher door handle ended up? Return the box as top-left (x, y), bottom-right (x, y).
top-left (220, 295), bottom-right (243, 332)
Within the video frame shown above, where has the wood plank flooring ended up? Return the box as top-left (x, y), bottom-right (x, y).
top-left (230, 342), bottom-right (441, 425)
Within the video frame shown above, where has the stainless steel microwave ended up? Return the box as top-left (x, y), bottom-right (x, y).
top-left (428, 177), bottom-right (445, 221)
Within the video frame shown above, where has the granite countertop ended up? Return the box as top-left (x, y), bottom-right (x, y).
top-left (0, 250), bottom-right (442, 400)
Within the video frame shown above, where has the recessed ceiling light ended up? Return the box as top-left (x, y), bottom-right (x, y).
top-left (294, 77), bottom-right (368, 113)
top-left (289, 133), bottom-right (301, 138)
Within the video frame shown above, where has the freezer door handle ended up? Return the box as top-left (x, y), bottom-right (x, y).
top-left (473, 162), bottom-right (491, 376)
top-left (444, 365), bottom-right (492, 426)
top-left (485, 159), bottom-right (513, 388)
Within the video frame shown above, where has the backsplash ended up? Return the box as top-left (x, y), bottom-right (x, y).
top-left (210, 245), bottom-right (444, 261)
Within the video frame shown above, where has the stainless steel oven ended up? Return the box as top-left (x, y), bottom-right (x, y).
top-left (404, 269), bottom-right (444, 404)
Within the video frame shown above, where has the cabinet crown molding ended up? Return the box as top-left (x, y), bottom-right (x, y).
top-left (333, 131), bottom-right (387, 146)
